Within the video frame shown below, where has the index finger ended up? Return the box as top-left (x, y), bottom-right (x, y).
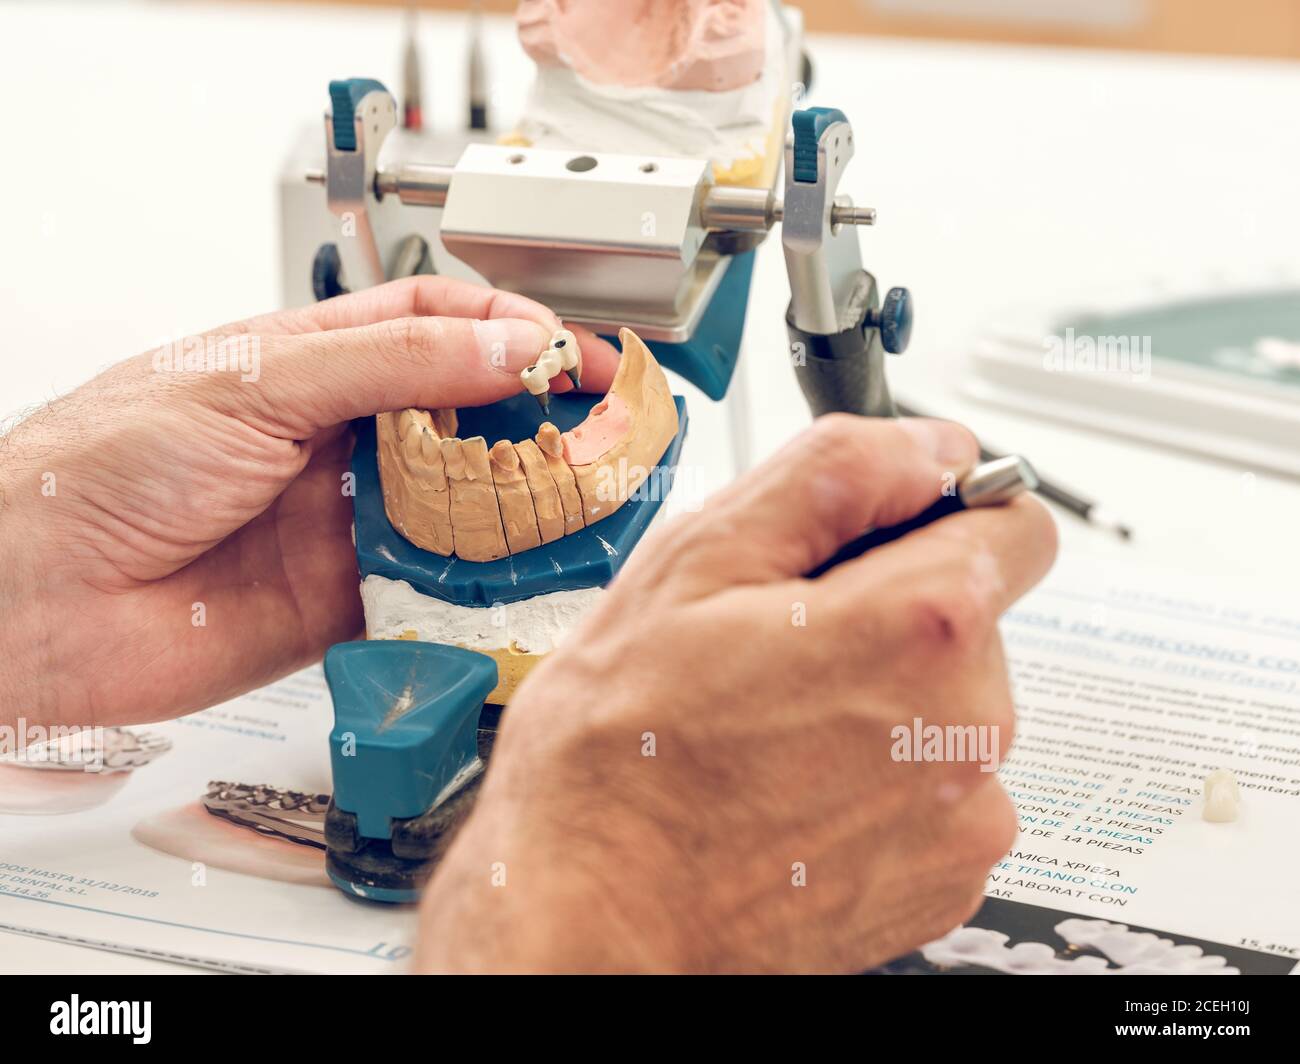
top-left (227, 276), bottom-right (561, 336)
top-left (214, 276), bottom-right (622, 370)
top-left (627, 415), bottom-right (980, 596)
top-left (828, 492), bottom-right (1059, 625)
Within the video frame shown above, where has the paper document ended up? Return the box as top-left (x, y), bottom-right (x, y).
top-left (3, 556), bottom-right (1299, 973)
top-left (0, 669), bottom-right (417, 974)
top-left (892, 556), bottom-right (1300, 974)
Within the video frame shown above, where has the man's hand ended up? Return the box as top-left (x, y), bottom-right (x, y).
top-left (416, 414), bottom-right (1057, 973)
top-left (0, 277), bottom-right (618, 726)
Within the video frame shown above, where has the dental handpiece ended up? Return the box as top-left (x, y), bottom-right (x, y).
top-left (805, 455), bottom-right (1038, 578)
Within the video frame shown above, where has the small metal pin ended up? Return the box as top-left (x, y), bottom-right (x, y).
top-left (535, 392), bottom-right (550, 415)
top-left (565, 369), bottom-right (581, 390)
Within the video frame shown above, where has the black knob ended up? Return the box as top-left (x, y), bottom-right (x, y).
top-left (868, 286), bottom-right (913, 355)
top-left (311, 243), bottom-right (349, 302)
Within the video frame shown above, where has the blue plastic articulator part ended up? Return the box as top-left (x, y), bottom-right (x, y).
top-left (325, 640), bottom-right (498, 841)
top-left (791, 106), bottom-right (848, 184)
top-left (328, 77), bottom-right (389, 151)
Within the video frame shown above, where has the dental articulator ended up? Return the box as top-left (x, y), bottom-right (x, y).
top-left (280, 1), bottom-right (1029, 902)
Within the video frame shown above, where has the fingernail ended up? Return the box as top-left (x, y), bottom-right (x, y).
top-left (897, 417), bottom-right (978, 468)
top-left (472, 319), bottom-right (549, 374)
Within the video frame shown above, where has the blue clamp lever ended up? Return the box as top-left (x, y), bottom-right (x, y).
top-left (327, 78), bottom-right (388, 152)
top-left (791, 106), bottom-right (847, 184)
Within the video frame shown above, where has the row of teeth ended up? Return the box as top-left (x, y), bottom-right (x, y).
top-left (379, 404), bottom-right (613, 563)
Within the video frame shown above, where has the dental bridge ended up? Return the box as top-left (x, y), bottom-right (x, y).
top-left (307, 70), bottom-right (914, 902)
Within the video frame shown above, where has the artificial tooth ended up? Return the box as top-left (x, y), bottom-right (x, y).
top-left (535, 421), bottom-right (564, 457)
top-left (551, 329), bottom-right (581, 387)
top-left (376, 410), bottom-right (453, 555)
top-left (490, 439), bottom-right (543, 554)
top-left (514, 439), bottom-right (566, 544)
top-left (375, 413), bottom-right (409, 528)
top-left (1202, 769), bottom-right (1239, 823)
top-left (535, 423), bottom-right (585, 534)
top-left (439, 435), bottom-right (467, 479)
top-left (442, 436), bottom-right (509, 562)
top-left (403, 416), bottom-right (425, 459)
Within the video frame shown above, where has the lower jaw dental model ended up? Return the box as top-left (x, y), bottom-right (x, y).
top-left (376, 327), bottom-right (676, 563)
top-left (363, 326), bottom-right (681, 700)
top-left (322, 328), bottom-right (686, 901)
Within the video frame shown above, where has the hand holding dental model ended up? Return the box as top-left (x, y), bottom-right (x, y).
top-left (0, 277), bottom-right (618, 725)
top-left (0, 277), bottom-right (1057, 972)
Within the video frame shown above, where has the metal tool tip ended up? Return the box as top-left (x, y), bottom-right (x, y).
top-left (1089, 506), bottom-right (1134, 542)
top-left (960, 454), bottom-right (1037, 506)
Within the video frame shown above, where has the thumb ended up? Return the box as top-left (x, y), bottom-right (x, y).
top-left (237, 315), bottom-right (554, 434)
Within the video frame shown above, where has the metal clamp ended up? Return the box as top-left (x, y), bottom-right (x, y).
top-left (323, 78), bottom-right (401, 291)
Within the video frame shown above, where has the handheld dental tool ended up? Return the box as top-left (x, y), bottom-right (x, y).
top-left (805, 455), bottom-right (1037, 578)
top-left (895, 401), bottom-right (1132, 540)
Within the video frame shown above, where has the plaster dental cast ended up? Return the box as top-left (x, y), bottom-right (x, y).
top-left (0, 275), bottom-right (1057, 972)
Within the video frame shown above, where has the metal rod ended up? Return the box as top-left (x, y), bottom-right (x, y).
top-left (307, 167), bottom-right (876, 235)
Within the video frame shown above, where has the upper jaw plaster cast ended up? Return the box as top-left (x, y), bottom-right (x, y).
top-left (376, 327), bottom-right (678, 563)
top-left (510, 0), bottom-right (790, 186)
top-left (517, 0), bottom-right (767, 92)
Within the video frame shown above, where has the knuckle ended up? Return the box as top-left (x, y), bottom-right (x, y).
top-left (670, 507), bottom-right (745, 569)
top-left (379, 316), bottom-right (415, 360)
top-left (807, 413), bottom-right (880, 466)
top-left (809, 411), bottom-right (864, 448)
top-left (803, 413), bottom-right (900, 489)
top-left (901, 579), bottom-right (995, 652)
top-left (383, 316), bottom-right (444, 367)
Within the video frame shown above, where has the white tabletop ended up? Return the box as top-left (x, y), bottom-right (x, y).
top-left (2, 0), bottom-right (1298, 972)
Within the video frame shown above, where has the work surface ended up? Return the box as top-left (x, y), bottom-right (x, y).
top-left (2, 1), bottom-right (1299, 973)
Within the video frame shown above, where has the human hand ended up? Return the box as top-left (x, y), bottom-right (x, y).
top-left (415, 414), bottom-right (1057, 973)
top-left (0, 277), bottom-right (618, 727)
